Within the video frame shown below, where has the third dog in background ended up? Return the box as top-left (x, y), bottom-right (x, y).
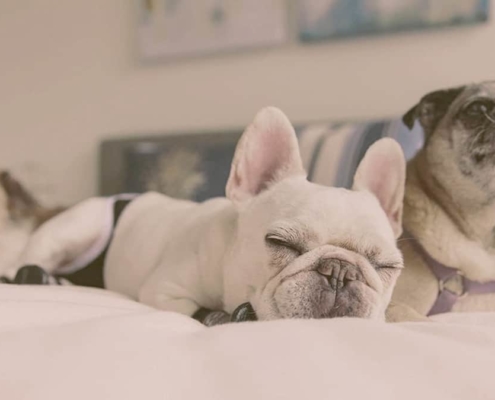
top-left (388, 81), bottom-right (495, 321)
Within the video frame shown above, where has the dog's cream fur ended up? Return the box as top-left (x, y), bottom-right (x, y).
top-left (7, 108), bottom-right (407, 323)
top-left (387, 82), bottom-right (495, 322)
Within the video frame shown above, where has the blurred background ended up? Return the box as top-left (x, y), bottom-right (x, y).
top-left (0, 0), bottom-right (492, 205)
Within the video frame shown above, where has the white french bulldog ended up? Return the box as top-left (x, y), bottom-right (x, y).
top-left (8, 108), bottom-right (406, 325)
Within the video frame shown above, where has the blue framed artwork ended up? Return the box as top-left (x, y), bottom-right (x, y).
top-left (99, 131), bottom-right (242, 202)
top-left (298, 0), bottom-right (490, 41)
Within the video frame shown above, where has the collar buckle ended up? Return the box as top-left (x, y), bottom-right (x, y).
top-left (439, 270), bottom-right (467, 297)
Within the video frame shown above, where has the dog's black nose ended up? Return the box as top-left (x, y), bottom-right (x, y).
top-left (13, 265), bottom-right (51, 285)
top-left (317, 259), bottom-right (362, 290)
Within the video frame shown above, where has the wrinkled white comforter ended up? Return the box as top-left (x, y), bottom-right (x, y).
top-left (0, 285), bottom-right (494, 400)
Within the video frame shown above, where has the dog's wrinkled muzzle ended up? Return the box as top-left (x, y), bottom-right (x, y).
top-left (316, 259), bottom-right (365, 290)
top-left (253, 245), bottom-right (383, 320)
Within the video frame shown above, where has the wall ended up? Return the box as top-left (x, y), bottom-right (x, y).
top-left (0, 1), bottom-right (493, 204)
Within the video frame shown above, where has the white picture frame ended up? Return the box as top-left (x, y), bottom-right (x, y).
top-left (137, 0), bottom-right (289, 60)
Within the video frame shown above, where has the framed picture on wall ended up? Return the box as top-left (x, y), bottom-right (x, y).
top-left (100, 130), bottom-right (242, 201)
top-left (298, 0), bottom-right (490, 41)
top-left (137, 0), bottom-right (289, 60)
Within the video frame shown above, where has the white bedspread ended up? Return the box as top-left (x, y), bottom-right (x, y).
top-left (1, 285), bottom-right (494, 400)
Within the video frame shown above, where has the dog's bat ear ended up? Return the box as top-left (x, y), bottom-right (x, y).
top-left (0, 170), bottom-right (40, 219)
top-left (353, 138), bottom-right (406, 238)
top-left (402, 86), bottom-right (466, 135)
top-left (226, 107), bottom-right (305, 204)
top-left (402, 104), bottom-right (418, 129)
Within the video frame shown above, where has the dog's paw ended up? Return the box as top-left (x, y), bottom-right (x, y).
top-left (386, 302), bottom-right (431, 323)
top-left (191, 303), bottom-right (257, 326)
top-left (1, 265), bottom-right (67, 286)
top-left (192, 308), bottom-right (231, 327)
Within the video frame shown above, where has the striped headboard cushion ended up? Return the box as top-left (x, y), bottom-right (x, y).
top-left (298, 119), bottom-right (424, 189)
top-left (99, 119), bottom-right (424, 200)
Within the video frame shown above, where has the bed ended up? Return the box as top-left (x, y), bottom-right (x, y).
top-left (5, 117), bottom-right (486, 400)
top-left (1, 285), bottom-right (494, 400)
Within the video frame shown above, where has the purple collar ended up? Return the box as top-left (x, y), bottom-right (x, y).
top-left (402, 230), bottom-right (495, 316)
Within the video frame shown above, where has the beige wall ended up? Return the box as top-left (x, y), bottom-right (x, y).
top-left (0, 1), bottom-right (493, 204)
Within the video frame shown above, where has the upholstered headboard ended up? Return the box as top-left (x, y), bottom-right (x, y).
top-left (99, 119), bottom-right (424, 201)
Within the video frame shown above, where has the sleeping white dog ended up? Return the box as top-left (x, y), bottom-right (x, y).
top-left (5, 108), bottom-right (406, 325)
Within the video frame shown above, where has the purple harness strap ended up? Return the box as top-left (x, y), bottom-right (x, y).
top-left (402, 230), bottom-right (495, 316)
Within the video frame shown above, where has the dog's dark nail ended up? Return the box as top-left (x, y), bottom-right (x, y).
top-left (13, 265), bottom-right (51, 285)
top-left (192, 307), bottom-right (214, 324)
top-left (231, 302), bottom-right (257, 322)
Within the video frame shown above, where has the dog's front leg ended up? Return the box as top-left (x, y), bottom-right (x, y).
top-left (140, 294), bottom-right (230, 326)
top-left (138, 278), bottom-right (234, 327)
top-left (386, 301), bottom-right (430, 322)
top-left (192, 308), bottom-right (231, 326)
top-left (138, 278), bottom-right (210, 322)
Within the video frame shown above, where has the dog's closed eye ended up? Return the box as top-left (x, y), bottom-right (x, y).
top-left (374, 263), bottom-right (402, 281)
top-left (265, 234), bottom-right (302, 256)
top-left (376, 264), bottom-right (399, 270)
top-left (374, 261), bottom-right (403, 272)
top-left (463, 99), bottom-right (495, 117)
